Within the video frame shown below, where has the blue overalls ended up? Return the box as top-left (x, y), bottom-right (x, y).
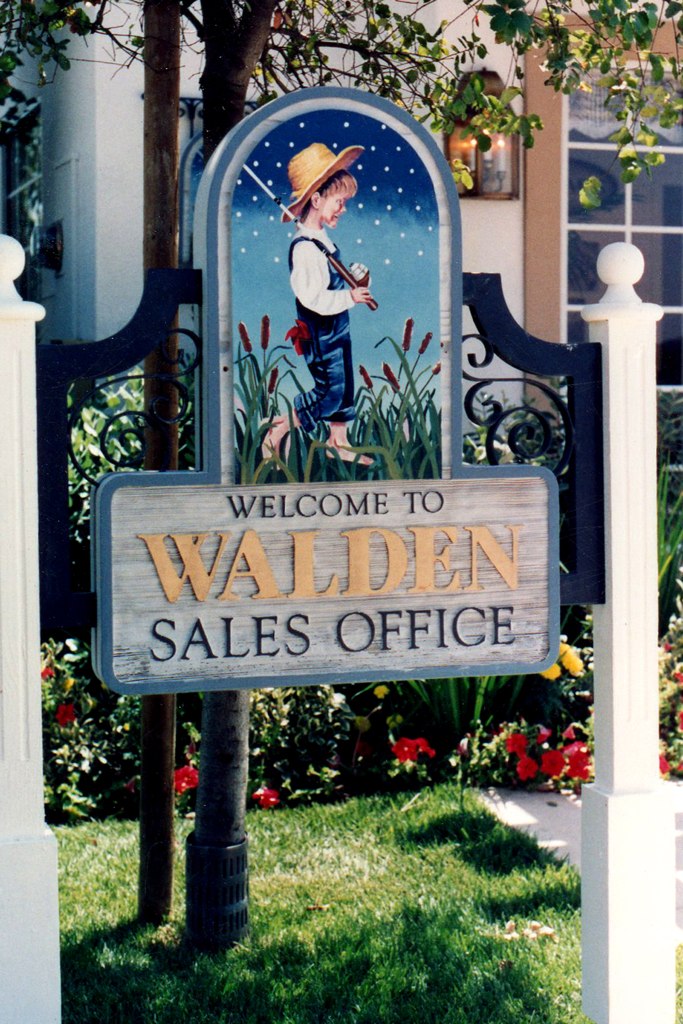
top-left (289, 237), bottom-right (355, 433)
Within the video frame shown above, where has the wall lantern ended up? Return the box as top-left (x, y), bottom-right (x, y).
top-left (444, 70), bottom-right (520, 200)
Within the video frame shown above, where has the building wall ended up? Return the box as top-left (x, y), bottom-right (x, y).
top-left (38, 33), bottom-right (202, 343)
top-left (439, 15), bottom-right (526, 327)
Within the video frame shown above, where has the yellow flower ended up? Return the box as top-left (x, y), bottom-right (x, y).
top-left (373, 685), bottom-right (390, 699)
top-left (354, 715), bottom-right (371, 734)
top-left (63, 677), bottom-right (76, 692)
top-left (540, 663), bottom-right (561, 680)
top-left (560, 646), bottom-right (584, 676)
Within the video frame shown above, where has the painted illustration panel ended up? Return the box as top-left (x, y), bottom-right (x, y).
top-left (230, 107), bottom-right (443, 485)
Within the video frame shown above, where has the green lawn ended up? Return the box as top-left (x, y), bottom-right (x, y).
top-left (55, 785), bottom-right (669, 1023)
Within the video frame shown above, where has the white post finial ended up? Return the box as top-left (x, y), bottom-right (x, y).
top-left (580, 244), bottom-right (674, 1024)
top-left (595, 241), bottom-right (644, 305)
top-left (0, 234), bottom-right (45, 319)
top-left (0, 233), bottom-right (60, 1022)
top-left (583, 241), bottom-right (661, 321)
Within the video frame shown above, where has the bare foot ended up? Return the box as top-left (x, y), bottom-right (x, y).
top-left (326, 440), bottom-right (373, 466)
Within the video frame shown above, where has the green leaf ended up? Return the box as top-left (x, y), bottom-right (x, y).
top-left (579, 175), bottom-right (602, 210)
top-left (636, 125), bottom-right (658, 146)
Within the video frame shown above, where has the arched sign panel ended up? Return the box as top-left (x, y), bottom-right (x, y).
top-left (92, 89), bottom-right (559, 694)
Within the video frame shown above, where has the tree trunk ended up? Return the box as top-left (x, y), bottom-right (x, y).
top-left (200, 0), bottom-right (277, 151)
top-left (184, 0), bottom-right (276, 946)
top-left (138, 0), bottom-right (181, 926)
top-left (194, 690), bottom-right (250, 846)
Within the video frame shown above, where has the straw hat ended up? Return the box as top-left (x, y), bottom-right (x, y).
top-left (283, 142), bottom-right (364, 221)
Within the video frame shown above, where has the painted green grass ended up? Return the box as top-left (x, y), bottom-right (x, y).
top-left (56, 785), bottom-right (680, 1023)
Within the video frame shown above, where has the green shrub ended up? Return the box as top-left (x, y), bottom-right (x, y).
top-left (659, 598), bottom-right (683, 776)
top-left (249, 685), bottom-right (356, 802)
top-left (41, 637), bottom-right (141, 821)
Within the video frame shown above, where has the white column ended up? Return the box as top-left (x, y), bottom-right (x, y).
top-left (0, 237), bottom-right (61, 1023)
top-left (581, 242), bottom-right (675, 1024)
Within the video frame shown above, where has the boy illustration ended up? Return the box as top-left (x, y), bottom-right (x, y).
top-left (262, 142), bottom-right (374, 463)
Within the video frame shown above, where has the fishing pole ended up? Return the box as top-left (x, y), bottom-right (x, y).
top-left (241, 162), bottom-right (378, 311)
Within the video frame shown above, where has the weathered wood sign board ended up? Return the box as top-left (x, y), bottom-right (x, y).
top-left (92, 88), bottom-right (559, 694)
top-left (94, 476), bottom-right (555, 692)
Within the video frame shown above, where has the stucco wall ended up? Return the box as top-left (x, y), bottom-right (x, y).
top-left (39, 33), bottom-right (202, 342)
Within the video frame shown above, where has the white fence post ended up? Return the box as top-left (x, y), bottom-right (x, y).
top-left (0, 236), bottom-right (61, 1022)
top-left (581, 242), bottom-right (675, 1024)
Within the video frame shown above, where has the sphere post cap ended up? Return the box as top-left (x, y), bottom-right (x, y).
top-left (597, 242), bottom-right (645, 289)
top-left (594, 242), bottom-right (646, 307)
top-left (0, 234), bottom-right (45, 320)
top-left (582, 240), bottom-right (662, 323)
top-left (0, 235), bottom-right (25, 301)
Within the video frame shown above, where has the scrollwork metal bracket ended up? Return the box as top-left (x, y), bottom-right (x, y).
top-left (37, 268), bottom-right (202, 632)
top-left (462, 272), bottom-right (605, 605)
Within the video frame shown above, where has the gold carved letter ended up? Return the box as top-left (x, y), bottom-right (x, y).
top-left (137, 532), bottom-right (231, 603)
top-left (464, 525), bottom-right (520, 592)
top-left (341, 527), bottom-right (408, 597)
top-left (219, 529), bottom-right (284, 601)
top-left (288, 531), bottom-right (339, 599)
top-left (407, 526), bottom-right (461, 593)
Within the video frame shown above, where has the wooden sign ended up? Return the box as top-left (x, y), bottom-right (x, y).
top-left (93, 88), bottom-right (559, 694)
top-left (94, 476), bottom-right (556, 692)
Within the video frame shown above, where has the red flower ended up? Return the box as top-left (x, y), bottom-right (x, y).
top-left (252, 786), bottom-right (280, 808)
top-left (564, 742), bottom-right (592, 781)
top-left (55, 703), bottom-right (76, 727)
top-left (675, 671), bottom-right (683, 685)
top-left (391, 736), bottom-right (436, 763)
top-left (660, 755), bottom-right (672, 776)
top-left (41, 666), bottom-right (55, 681)
top-left (174, 765), bottom-right (199, 794)
top-left (414, 737), bottom-right (436, 759)
top-left (562, 725), bottom-right (576, 741)
top-left (516, 755), bottom-right (539, 781)
top-left (541, 749), bottom-right (566, 778)
top-left (537, 726), bottom-right (552, 745)
top-left (285, 319), bottom-right (310, 355)
top-left (355, 737), bottom-right (374, 759)
top-left (506, 732), bottom-right (528, 756)
top-left (678, 711), bottom-right (683, 731)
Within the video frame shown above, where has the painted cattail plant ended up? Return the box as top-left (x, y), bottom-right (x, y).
top-left (234, 314), bottom-right (440, 484)
top-left (238, 321), bottom-right (253, 354)
top-left (260, 314), bottom-right (271, 351)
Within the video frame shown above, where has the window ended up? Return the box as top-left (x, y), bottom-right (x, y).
top-left (3, 105), bottom-right (42, 303)
top-left (565, 84), bottom-right (683, 383)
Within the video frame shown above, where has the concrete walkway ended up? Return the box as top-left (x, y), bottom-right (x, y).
top-left (479, 783), bottom-right (683, 944)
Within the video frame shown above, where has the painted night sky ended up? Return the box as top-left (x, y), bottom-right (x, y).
top-left (230, 107), bottom-right (442, 407)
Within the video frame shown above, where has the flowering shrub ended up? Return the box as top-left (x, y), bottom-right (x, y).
top-left (445, 718), bottom-right (593, 791)
top-left (41, 637), bottom-right (141, 821)
top-left (659, 603), bottom-right (683, 775)
top-left (249, 685), bottom-right (355, 803)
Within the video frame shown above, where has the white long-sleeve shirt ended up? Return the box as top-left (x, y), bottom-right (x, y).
top-left (290, 225), bottom-right (355, 317)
